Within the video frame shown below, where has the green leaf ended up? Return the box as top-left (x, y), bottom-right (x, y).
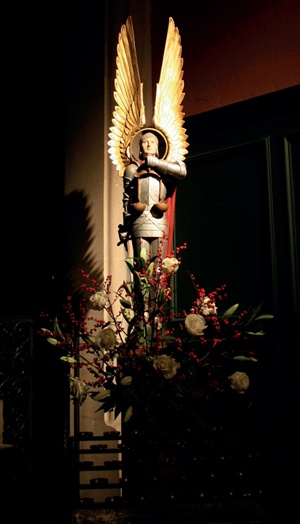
top-left (60, 355), bottom-right (77, 364)
top-left (118, 282), bottom-right (132, 295)
top-left (133, 270), bottom-right (143, 289)
top-left (201, 361), bottom-right (210, 368)
top-left (132, 274), bottom-right (145, 309)
top-left (147, 261), bottom-right (155, 278)
top-left (140, 247), bottom-right (147, 262)
top-left (92, 389), bottom-right (111, 401)
top-left (120, 298), bottom-right (131, 309)
top-left (47, 337), bottom-right (59, 346)
top-left (246, 330), bottom-right (266, 336)
top-left (120, 376), bottom-right (132, 386)
top-left (124, 405), bottom-right (133, 422)
top-left (162, 334), bottom-right (177, 343)
top-left (222, 304), bottom-right (239, 319)
top-left (244, 302), bottom-right (263, 325)
top-left (233, 355), bottom-right (256, 361)
top-left (124, 258), bottom-right (135, 274)
top-left (253, 314), bottom-right (274, 321)
top-left (53, 317), bottom-right (65, 339)
top-left (122, 308), bottom-right (132, 324)
top-left (40, 328), bottom-right (53, 335)
top-left (199, 352), bottom-right (210, 362)
top-left (126, 315), bottom-right (141, 337)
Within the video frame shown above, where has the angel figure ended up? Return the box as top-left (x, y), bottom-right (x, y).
top-left (108, 17), bottom-right (188, 260)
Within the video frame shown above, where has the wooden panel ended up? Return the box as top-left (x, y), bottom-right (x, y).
top-left (174, 86), bottom-right (300, 317)
top-left (175, 138), bottom-right (273, 313)
top-left (284, 130), bottom-right (300, 313)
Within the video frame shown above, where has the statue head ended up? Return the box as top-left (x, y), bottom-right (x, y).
top-left (139, 132), bottom-right (159, 158)
top-left (128, 128), bottom-right (168, 163)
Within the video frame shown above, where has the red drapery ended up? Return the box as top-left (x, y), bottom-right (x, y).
top-left (165, 187), bottom-right (177, 257)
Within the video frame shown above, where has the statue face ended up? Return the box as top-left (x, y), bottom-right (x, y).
top-left (140, 133), bottom-right (159, 157)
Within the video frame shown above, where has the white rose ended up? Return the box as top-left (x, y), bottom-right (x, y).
top-left (89, 291), bottom-right (109, 310)
top-left (96, 327), bottom-right (116, 350)
top-left (228, 371), bottom-right (250, 394)
top-left (200, 296), bottom-right (218, 316)
top-left (185, 314), bottom-right (207, 336)
top-left (70, 377), bottom-right (89, 405)
top-left (153, 354), bottom-right (180, 379)
top-left (162, 257), bottom-right (180, 275)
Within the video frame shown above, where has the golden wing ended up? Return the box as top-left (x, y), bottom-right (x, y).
top-left (153, 18), bottom-right (189, 162)
top-left (108, 16), bottom-right (146, 177)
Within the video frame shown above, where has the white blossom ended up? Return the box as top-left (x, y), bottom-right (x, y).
top-left (153, 354), bottom-right (180, 379)
top-left (70, 377), bottom-right (89, 405)
top-left (228, 371), bottom-right (250, 394)
top-left (200, 296), bottom-right (218, 316)
top-left (89, 291), bottom-right (109, 310)
top-left (95, 327), bottom-right (116, 350)
top-left (161, 257), bottom-right (180, 274)
top-left (185, 314), bottom-right (207, 336)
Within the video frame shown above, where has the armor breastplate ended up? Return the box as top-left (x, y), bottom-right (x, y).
top-left (130, 174), bottom-right (168, 238)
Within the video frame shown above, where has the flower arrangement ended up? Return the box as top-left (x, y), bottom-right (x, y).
top-left (40, 244), bottom-right (273, 430)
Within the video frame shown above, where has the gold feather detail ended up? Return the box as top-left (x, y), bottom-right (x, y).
top-left (108, 17), bottom-right (188, 176)
top-left (108, 16), bottom-right (145, 177)
top-left (153, 18), bottom-right (189, 162)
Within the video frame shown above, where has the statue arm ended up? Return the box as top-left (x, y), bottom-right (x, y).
top-left (144, 155), bottom-right (186, 180)
top-left (124, 163), bottom-right (138, 184)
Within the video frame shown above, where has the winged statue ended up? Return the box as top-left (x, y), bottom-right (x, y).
top-left (108, 16), bottom-right (189, 259)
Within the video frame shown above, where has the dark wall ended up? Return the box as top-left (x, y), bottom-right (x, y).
top-left (151, 0), bottom-right (300, 115)
top-left (175, 86), bottom-right (300, 522)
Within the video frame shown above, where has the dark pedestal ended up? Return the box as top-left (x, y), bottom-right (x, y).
top-left (72, 501), bottom-right (277, 523)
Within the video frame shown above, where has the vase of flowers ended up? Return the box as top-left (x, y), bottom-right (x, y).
top-left (40, 244), bottom-right (273, 427)
top-left (39, 244), bottom-right (274, 504)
